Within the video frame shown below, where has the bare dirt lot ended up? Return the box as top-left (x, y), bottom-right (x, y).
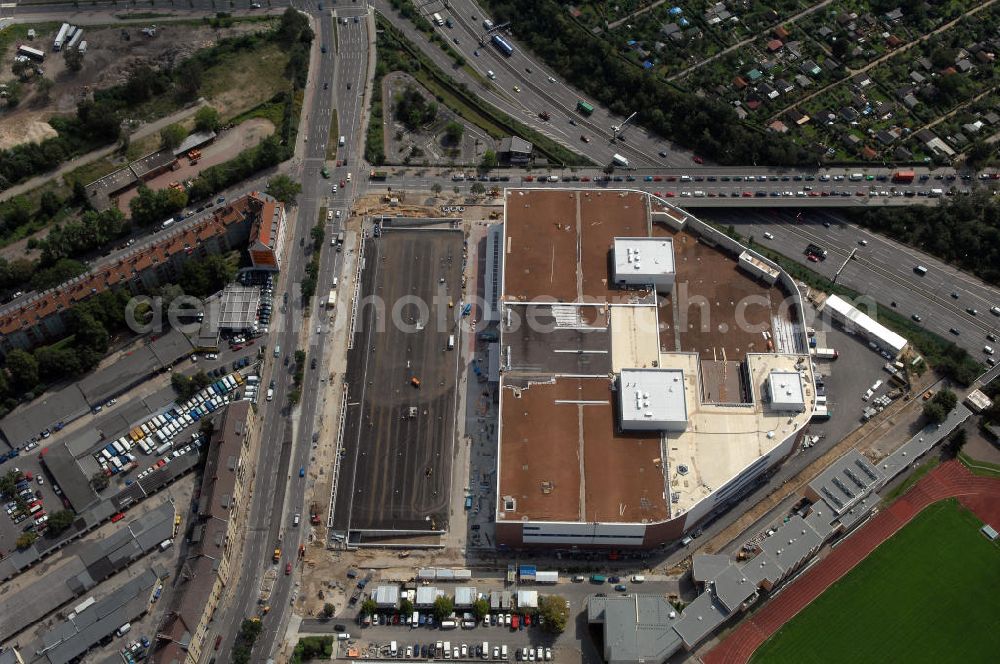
top-left (0, 20), bottom-right (275, 150)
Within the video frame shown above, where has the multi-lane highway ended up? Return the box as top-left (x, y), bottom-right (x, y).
top-left (208, 7), bottom-right (373, 663)
top-left (702, 206), bottom-right (1000, 357)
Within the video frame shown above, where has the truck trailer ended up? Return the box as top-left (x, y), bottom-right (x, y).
top-left (892, 170), bottom-right (915, 183)
top-left (53, 23), bottom-right (71, 50)
top-left (810, 347), bottom-right (839, 360)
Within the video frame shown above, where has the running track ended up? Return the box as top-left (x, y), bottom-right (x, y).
top-left (704, 460), bottom-right (1000, 664)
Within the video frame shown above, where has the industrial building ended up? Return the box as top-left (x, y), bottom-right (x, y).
top-left (492, 190), bottom-right (816, 548)
top-left (153, 402), bottom-right (258, 664)
top-left (821, 294), bottom-right (908, 357)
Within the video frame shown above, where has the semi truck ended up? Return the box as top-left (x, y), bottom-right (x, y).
top-left (491, 34), bottom-right (514, 56)
top-left (892, 170), bottom-right (915, 183)
top-left (810, 347), bottom-right (839, 360)
top-left (53, 23), bottom-right (71, 50)
top-left (369, 170), bottom-right (388, 180)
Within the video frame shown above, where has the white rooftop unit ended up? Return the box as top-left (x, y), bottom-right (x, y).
top-left (612, 237), bottom-right (676, 292)
top-left (767, 371), bottom-right (805, 412)
top-left (373, 584), bottom-right (400, 608)
top-left (516, 590), bottom-right (539, 608)
top-left (738, 251), bottom-right (779, 285)
top-left (454, 586), bottom-right (477, 607)
top-left (823, 294), bottom-right (908, 356)
top-left (415, 586), bottom-right (439, 607)
top-left (618, 368), bottom-right (688, 431)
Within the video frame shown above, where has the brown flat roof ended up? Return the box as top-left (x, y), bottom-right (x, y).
top-left (503, 189), bottom-right (649, 303)
top-left (498, 377), bottom-right (667, 524)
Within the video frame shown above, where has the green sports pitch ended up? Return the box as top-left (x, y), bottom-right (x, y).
top-left (751, 499), bottom-right (1000, 664)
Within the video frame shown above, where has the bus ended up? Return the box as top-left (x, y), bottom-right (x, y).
top-left (576, 100), bottom-right (594, 115)
top-left (491, 34), bottom-right (514, 56)
top-left (369, 170), bottom-right (388, 180)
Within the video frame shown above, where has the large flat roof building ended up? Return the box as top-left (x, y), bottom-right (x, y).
top-left (495, 189), bottom-right (814, 548)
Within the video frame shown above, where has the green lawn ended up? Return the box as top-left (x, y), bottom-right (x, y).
top-left (751, 499), bottom-right (1000, 664)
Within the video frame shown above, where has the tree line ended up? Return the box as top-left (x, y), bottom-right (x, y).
top-left (849, 190), bottom-right (1000, 287)
top-left (482, 0), bottom-right (818, 166)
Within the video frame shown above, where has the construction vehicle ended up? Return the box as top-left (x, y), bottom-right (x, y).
top-left (410, 377), bottom-right (421, 388)
top-left (187, 149), bottom-right (201, 165)
top-left (310, 504), bottom-right (321, 525)
top-left (273, 546), bottom-right (281, 563)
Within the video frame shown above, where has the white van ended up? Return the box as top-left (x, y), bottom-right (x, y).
top-left (985, 346), bottom-right (995, 355)
top-left (849, 172), bottom-right (864, 181)
top-left (267, 388), bottom-right (274, 401)
top-left (440, 620), bottom-right (457, 629)
top-left (246, 376), bottom-right (260, 385)
top-left (337, 633), bottom-right (350, 640)
top-left (487, 70), bottom-right (496, 79)
top-left (631, 575), bottom-right (646, 583)
top-left (339, 135), bottom-right (346, 146)
top-left (390, 641), bottom-right (398, 657)
top-left (346, 172), bottom-right (352, 182)
top-left (447, 334), bottom-right (455, 350)
top-left (116, 623), bottom-right (131, 637)
top-left (501, 645), bottom-right (508, 660)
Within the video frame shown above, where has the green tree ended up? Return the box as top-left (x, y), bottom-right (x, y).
top-left (35, 77), bottom-right (54, 104)
top-left (90, 471), bottom-right (109, 492)
top-left (0, 470), bottom-right (20, 497)
top-left (537, 595), bottom-right (569, 634)
top-left (171, 372), bottom-right (197, 399)
top-left (399, 598), bottom-right (414, 615)
top-left (322, 602), bottom-right (335, 619)
top-left (5, 349), bottom-right (39, 392)
top-left (195, 105), bottom-right (221, 133)
top-left (16, 531), bottom-right (38, 549)
top-left (360, 598), bottom-right (378, 616)
top-left (432, 596), bottom-right (455, 621)
top-left (922, 401), bottom-right (946, 424)
top-left (160, 123), bottom-right (187, 151)
top-left (472, 598), bottom-right (490, 620)
top-left (46, 509), bottom-right (76, 535)
top-left (266, 174), bottom-right (302, 205)
top-left (479, 149), bottom-right (498, 171)
top-left (38, 190), bottom-right (63, 218)
top-left (443, 121), bottom-right (464, 144)
top-left (431, 183), bottom-right (443, 194)
top-left (64, 46), bottom-right (84, 73)
top-left (470, 182), bottom-right (486, 195)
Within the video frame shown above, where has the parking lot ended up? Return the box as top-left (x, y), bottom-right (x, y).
top-left (805, 315), bottom-right (904, 448)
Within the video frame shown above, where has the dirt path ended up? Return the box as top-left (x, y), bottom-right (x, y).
top-left (0, 100), bottom-right (206, 204)
top-left (703, 460), bottom-right (1000, 664)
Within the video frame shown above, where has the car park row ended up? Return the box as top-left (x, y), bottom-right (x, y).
top-left (362, 640), bottom-right (551, 661)
top-left (91, 372), bottom-right (246, 483)
top-left (4, 468), bottom-right (50, 532)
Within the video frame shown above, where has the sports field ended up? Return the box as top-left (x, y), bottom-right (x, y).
top-left (751, 499), bottom-right (1000, 664)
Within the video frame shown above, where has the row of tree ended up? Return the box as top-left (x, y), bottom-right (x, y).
top-left (482, 0), bottom-right (818, 166)
top-left (849, 190), bottom-right (1000, 287)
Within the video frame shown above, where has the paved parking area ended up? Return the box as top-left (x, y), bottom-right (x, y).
top-left (807, 318), bottom-right (900, 448)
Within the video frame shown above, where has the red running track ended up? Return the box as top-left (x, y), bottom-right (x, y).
top-left (703, 460), bottom-right (1000, 664)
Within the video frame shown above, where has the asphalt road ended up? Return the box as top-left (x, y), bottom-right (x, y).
top-left (209, 9), bottom-right (373, 663)
top-left (700, 207), bottom-right (1000, 357)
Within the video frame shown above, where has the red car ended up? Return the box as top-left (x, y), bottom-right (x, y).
top-left (742, 191), bottom-right (752, 197)
top-left (807, 254), bottom-right (820, 262)
top-left (653, 176), bottom-right (663, 182)
top-left (340, 179), bottom-right (346, 187)
top-left (580, 176), bottom-right (590, 182)
top-left (665, 192), bottom-right (675, 197)
top-left (666, 176), bottom-right (677, 182)
top-left (231, 344), bottom-right (243, 351)
top-left (523, 176), bottom-right (534, 182)
top-left (525, 615), bottom-right (532, 626)
top-left (692, 155), bottom-right (704, 164)
top-left (285, 562), bottom-right (292, 575)
top-left (111, 512), bottom-right (125, 523)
